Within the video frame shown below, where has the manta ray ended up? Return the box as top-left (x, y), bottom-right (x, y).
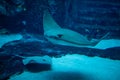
top-left (43, 10), bottom-right (108, 48)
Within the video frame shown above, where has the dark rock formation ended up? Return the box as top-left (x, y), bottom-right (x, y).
top-left (0, 34), bottom-right (120, 60)
top-left (25, 62), bottom-right (51, 72)
top-left (0, 33), bottom-right (120, 79)
top-left (23, 55), bottom-right (52, 73)
top-left (0, 55), bottom-right (24, 80)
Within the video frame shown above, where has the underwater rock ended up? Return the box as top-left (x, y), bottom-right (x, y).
top-left (102, 47), bottom-right (120, 59)
top-left (0, 0), bottom-right (26, 34)
top-left (25, 63), bottom-right (51, 73)
top-left (0, 34), bottom-right (120, 60)
top-left (0, 0), bottom-right (25, 16)
top-left (0, 55), bottom-right (24, 80)
top-left (23, 56), bottom-right (52, 72)
top-left (0, 34), bottom-right (120, 80)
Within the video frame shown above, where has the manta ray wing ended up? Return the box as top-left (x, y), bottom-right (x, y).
top-left (43, 10), bottom-right (61, 32)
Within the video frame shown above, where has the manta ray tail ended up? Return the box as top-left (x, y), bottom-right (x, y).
top-left (91, 32), bottom-right (110, 46)
top-left (100, 32), bottom-right (110, 40)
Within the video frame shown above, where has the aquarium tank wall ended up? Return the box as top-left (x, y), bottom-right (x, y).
top-left (0, 0), bottom-right (120, 80)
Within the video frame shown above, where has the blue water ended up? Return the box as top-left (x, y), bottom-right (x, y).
top-left (0, 0), bottom-right (120, 80)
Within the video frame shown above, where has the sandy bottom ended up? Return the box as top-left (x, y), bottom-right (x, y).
top-left (9, 54), bottom-right (120, 80)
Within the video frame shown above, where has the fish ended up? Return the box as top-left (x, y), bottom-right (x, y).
top-left (43, 10), bottom-right (108, 48)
